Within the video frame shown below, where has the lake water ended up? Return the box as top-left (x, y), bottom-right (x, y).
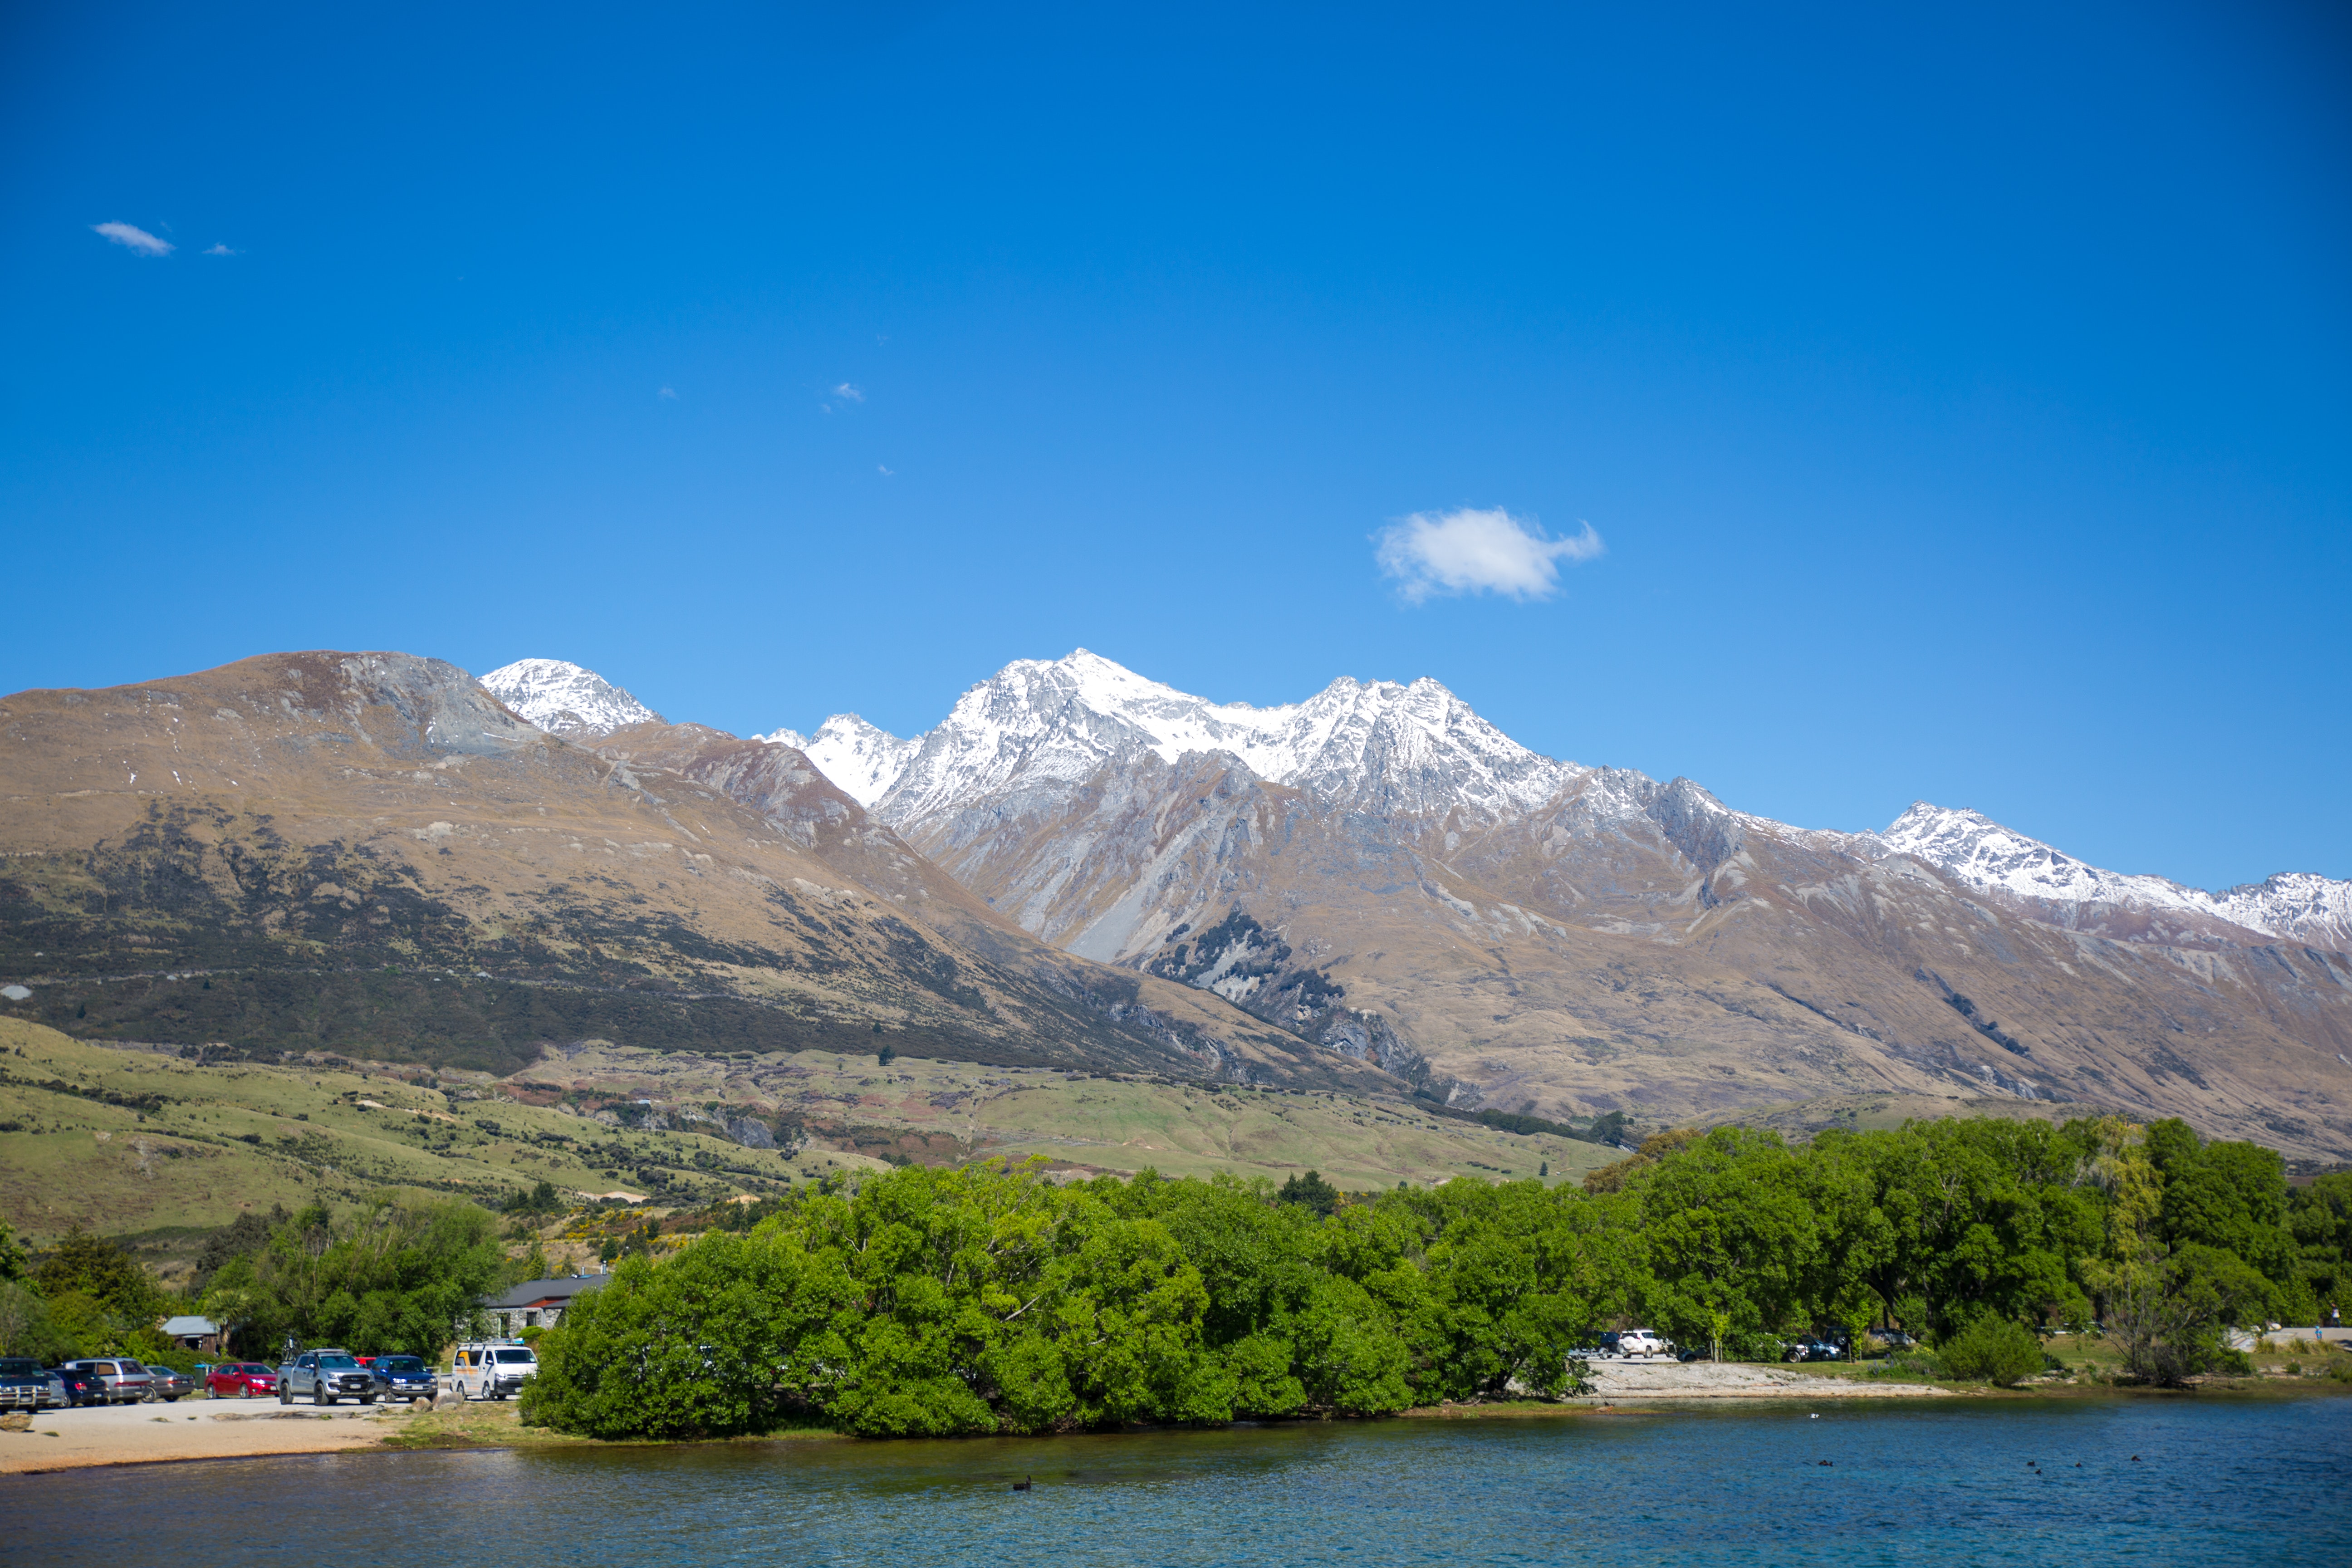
top-left (8, 1394), bottom-right (2348, 1565)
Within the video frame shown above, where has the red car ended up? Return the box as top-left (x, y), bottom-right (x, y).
top-left (206, 1362), bottom-right (278, 1399)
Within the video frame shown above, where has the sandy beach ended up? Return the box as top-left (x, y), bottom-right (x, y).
top-left (0, 1365), bottom-right (1952, 1475)
top-left (1577, 1361), bottom-right (1952, 1400)
top-left (0, 1397), bottom-right (417, 1476)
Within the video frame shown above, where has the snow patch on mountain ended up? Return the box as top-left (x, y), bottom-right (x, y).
top-left (480, 658), bottom-right (662, 737)
top-left (1867, 803), bottom-right (2352, 948)
top-left (759, 715), bottom-right (920, 809)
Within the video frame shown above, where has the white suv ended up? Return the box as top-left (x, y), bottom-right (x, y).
top-left (1595, 1329), bottom-right (1670, 1360)
top-left (451, 1341), bottom-right (538, 1401)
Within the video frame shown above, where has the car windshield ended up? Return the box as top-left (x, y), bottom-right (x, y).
top-left (316, 1355), bottom-right (358, 1369)
top-left (119, 1362), bottom-right (147, 1374)
top-left (0, 1359), bottom-right (36, 1375)
top-left (377, 1357), bottom-right (425, 1372)
top-left (493, 1349), bottom-right (536, 1365)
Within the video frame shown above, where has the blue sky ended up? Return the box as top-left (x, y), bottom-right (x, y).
top-left (5, 0), bottom-right (2347, 890)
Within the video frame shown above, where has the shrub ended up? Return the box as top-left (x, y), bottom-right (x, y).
top-left (1935, 1318), bottom-right (2045, 1387)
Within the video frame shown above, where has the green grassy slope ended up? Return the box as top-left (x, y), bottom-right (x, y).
top-left (0, 1020), bottom-right (856, 1242)
top-left (0, 1020), bottom-right (1620, 1241)
top-left (1696, 1091), bottom-right (2118, 1143)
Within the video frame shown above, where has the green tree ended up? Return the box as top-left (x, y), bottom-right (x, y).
top-left (42, 1290), bottom-right (118, 1357)
top-left (522, 1228), bottom-right (859, 1439)
top-left (1936, 1316), bottom-right (2044, 1386)
top-left (193, 1206), bottom-right (285, 1293)
top-left (2287, 1172), bottom-right (2351, 1319)
top-left (34, 1226), bottom-right (163, 1322)
top-left (201, 1195), bottom-right (505, 1359)
top-left (1276, 1170), bottom-right (1342, 1218)
top-left (504, 1181), bottom-right (563, 1217)
top-left (2081, 1118), bottom-right (2270, 1384)
top-left (0, 1282), bottom-right (71, 1362)
top-left (1631, 1128), bottom-right (1818, 1350)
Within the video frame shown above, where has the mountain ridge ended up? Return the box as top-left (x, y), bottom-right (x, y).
top-left (0, 652), bottom-right (1389, 1094)
top-left (454, 651), bottom-right (2352, 1159)
top-left (719, 650), bottom-right (2344, 946)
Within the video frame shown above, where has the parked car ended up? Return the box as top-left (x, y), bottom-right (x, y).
top-left (1594, 1329), bottom-right (1669, 1361)
top-left (368, 1354), bottom-right (439, 1403)
top-left (0, 1357), bottom-right (59, 1410)
top-left (147, 1367), bottom-right (196, 1402)
top-left (1799, 1339), bottom-right (1843, 1362)
top-left (451, 1340), bottom-right (539, 1401)
top-left (277, 1349), bottom-right (378, 1406)
top-left (1877, 1330), bottom-right (1916, 1350)
top-left (62, 1358), bottom-right (154, 1404)
top-left (48, 1367), bottom-right (109, 1408)
top-left (206, 1362), bottom-right (279, 1399)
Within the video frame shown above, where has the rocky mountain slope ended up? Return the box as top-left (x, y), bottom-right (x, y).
top-left (0, 653), bottom-right (1385, 1091)
top-left (751, 651), bottom-right (2352, 1158)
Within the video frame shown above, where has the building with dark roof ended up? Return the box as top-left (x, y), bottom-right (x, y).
top-left (480, 1274), bottom-right (610, 1337)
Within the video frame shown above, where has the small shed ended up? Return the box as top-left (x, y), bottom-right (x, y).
top-left (160, 1315), bottom-right (222, 1352)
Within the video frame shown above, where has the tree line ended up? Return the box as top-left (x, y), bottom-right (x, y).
top-left (0, 1196), bottom-right (519, 1369)
top-left (518, 1114), bottom-right (2351, 1440)
top-left (3, 1110), bottom-right (2343, 1429)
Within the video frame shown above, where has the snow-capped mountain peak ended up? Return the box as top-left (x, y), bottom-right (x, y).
top-left (1867, 802), bottom-right (2352, 948)
top-left (1869, 803), bottom-right (2156, 906)
top-left (758, 715), bottom-right (919, 809)
top-left (827, 649), bottom-right (1576, 827)
top-left (2211, 872), bottom-right (2352, 950)
top-left (480, 658), bottom-right (662, 737)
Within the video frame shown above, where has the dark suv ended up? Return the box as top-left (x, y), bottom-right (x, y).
top-left (278, 1350), bottom-right (377, 1406)
top-left (49, 1366), bottom-right (108, 1407)
top-left (369, 1355), bottom-right (439, 1403)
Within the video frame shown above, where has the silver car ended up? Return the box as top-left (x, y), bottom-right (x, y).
top-left (147, 1367), bottom-right (196, 1402)
top-left (62, 1358), bottom-right (154, 1405)
top-left (277, 1349), bottom-right (378, 1406)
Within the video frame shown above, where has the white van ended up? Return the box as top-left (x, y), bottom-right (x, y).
top-left (450, 1340), bottom-right (539, 1401)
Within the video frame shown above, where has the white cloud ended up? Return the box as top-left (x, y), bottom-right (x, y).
top-left (1373, 506), bottom-right (1604, 604)
top-left (833, 382), bottom-right (865, 402)
top-left (877, 464), bottom-right (894, 477)
top-left (201, 243), bottom-right (237, 256)
top-left (658, 386), bottom-right (678, 399)
top-left (93, 221), bottom-right (172, 256)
